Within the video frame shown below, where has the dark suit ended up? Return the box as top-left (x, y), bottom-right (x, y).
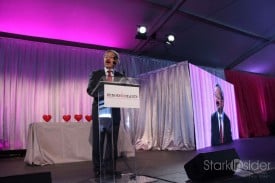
top-left (87, 69), bottom-right (123, 173)
top-left (211, 112), bottom-right (233, 146)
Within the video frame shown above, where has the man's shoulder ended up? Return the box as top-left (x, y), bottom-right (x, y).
top-left (91, 69), bottom-right (104, 75)
top-left (114, 70), bottom-right (123, 76)
top-left (223, 112), bottom-right (230, 121)
top-left (211, 112), bottom-right (216, 118)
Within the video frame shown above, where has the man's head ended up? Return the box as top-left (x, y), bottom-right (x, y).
top-left (214, 84), bottom-right (224, 113)
top-left (104, 50), bottom-right (120, 69)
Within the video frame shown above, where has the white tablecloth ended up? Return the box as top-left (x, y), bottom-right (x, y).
top-left (24, 122), bottom-right (134, 165)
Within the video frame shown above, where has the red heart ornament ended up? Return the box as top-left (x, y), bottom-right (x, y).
top-left (43, 114), bottom-right (51, 122)
top-left (74, 114), bottom-right (83, 122)
top-left (63, 115), bottom-right (71, 122)
top-left (85, 115), bottom-right (92, 122)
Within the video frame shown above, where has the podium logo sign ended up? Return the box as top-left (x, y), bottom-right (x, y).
top-left (104, 85), bottom-right (140, 108)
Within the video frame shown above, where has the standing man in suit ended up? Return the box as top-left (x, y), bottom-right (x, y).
top-left (211, 84), bottom-right (233, 146)
top-left (87, 50), bottom-right (123, 178)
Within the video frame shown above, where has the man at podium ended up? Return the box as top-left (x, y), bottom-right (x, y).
top-left (87, 50), bottom-right (124, 178)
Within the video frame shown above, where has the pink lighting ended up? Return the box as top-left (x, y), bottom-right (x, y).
top-left (0, 0), bottom-right (154, 49)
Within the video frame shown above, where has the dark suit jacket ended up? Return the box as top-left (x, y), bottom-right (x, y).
top-left (87, 69), bottom-right (124, 169)
top-left (87, 69), bottom-right (124, 125)
top-left (211, 112), bottom-right (233, 146)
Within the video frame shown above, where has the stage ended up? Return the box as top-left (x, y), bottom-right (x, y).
top-left (1, 136), bottom-right (275, 183)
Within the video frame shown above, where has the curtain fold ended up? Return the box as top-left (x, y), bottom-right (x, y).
top-left (129, 62), bottom-right (195, 150)
top-left (0, 37), bottom-right (175, 150)
top-left (225, 70), bottom-right (275, 138)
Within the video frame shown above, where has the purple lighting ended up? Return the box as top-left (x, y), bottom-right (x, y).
top-left (234, 44), bottom-right (275, 76)
top-left (0, 139), bottom-right (9, 150)
top-left (0, 0), bottom-right (150, 48)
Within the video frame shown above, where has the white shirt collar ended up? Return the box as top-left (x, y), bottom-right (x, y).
top-left (105, 67), bottom-right (115, 73)
top-left (217, 111), bottom-right (224, 119)
top-left (104, 67), bottom-right (114, 72)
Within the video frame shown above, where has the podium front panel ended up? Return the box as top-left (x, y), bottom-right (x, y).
top-left (96, 77), bottom-right (140, 182)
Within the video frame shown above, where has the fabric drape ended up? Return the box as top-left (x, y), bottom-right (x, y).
top-left (128, 62), bottom-right (196, 150)
top-left (0, 37), bottom-right (175, 150)
top-left (225, 70), bottom-right (275, 138)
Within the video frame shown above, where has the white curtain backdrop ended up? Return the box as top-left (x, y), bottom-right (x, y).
top-left (123, 62), bottom-right (195, 151)
top-left (1, 37), bottom-right (235, 151)
top-left (0, 37), bottom-right (175, 150)
top-left (189, 63), bottom-right (239, 149)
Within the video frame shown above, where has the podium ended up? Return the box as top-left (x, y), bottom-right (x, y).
top-left (90, 76), bottom-right (141, 182)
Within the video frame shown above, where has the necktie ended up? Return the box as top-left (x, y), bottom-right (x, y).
top-left (219, 116), bottom-right (224, 144)
top-left (107, 70), bottom-right (112, 82)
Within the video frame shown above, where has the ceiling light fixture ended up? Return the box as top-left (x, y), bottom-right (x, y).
top-left (135, 25), bottom-right (148, 40)
top-left (165, 34), bottom-right (175, 45)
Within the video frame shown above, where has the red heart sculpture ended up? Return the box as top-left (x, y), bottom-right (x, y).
top-left (74, 114), bottom-right (83, 122)
top-left (63, 115), bottom-right (71, 122)
top-left (43, 114), bottom-right (51, 122)
top-left (85, 115), bottom-right (92, 122)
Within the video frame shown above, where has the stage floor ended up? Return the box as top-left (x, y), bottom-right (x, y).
top-left (1, 136), bottom-right (275, 183)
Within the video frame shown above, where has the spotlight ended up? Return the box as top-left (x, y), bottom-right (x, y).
top-left (135, 25), bottom-right (147, 40)
top-left (166, 34), bottom-right (175, 45)
top-left (138, 26), bottom-right (147, 34)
